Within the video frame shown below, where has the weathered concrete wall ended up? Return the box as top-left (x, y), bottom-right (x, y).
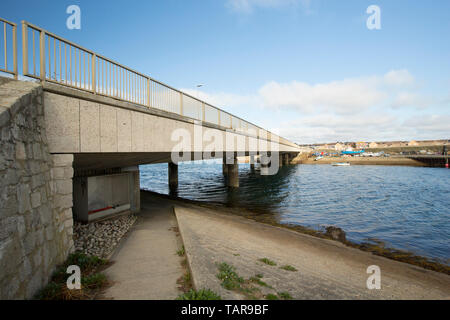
top-left (0, 80), bottom-right (74, 299)
top-left (43, 88), bottom-right (301, 155)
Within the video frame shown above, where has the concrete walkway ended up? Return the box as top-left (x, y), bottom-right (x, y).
top-left (175, 205), bottom-right (450, 300)
top-left (101, 192), bottom-right (184, 299)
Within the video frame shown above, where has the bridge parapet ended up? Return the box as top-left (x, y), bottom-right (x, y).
top-left (18, 20), bottom-right (298, 150)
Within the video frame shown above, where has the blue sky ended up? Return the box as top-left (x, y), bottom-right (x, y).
top-left (2, 0), bottom-right (449, 143)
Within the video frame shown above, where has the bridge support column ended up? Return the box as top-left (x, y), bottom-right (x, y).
top-left (168, 162), bottom-right (178, 194)
top-left (222, 155), bottom-right (228, 176)
top-left (260, 154), bottom-right (271, 175)
top-left (225, 154), bottom-right (239, 188)
top-left (279, 154), bottom-right (284, 167)
top-left (283, 153), bottom-right (290, 166)
top-left (250, 155), bottom-right (255, 173)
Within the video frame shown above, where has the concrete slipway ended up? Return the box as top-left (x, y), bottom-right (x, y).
top-left (103, 192), bottom-right (450, 300)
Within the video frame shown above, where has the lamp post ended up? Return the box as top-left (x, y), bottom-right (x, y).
top-left (196, 84), bottom-right (204, 100)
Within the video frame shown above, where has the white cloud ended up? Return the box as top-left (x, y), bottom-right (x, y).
top-left (277, 113), bottom-right (397, 143)
top-left (178, 69), bottom-right (449, 143)
top-left (403, 115), bottom-right (450, 133)
top-left (391, 92), bottom-right (430, 109)
top-left (259, 77), bottom-right (386, 114)
top-left (276, 113), bottom-right (450, 144)
top-left (258, 70), bottom-right (425, 114)
top-left (183, 70), bottom-right (428, 115)
top-left (226, 0), bottom-right (311, 14)
top-left (383, 69), bottom-right (415, 87)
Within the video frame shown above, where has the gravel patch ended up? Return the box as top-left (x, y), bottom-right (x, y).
top-left (74, 214), bottom-right (138, 258)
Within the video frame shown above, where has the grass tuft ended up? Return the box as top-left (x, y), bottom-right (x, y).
top-left (280, 265), bottom-right (297, 272)
top-left (249, 276), bottom-right (272, 288)
top-left (34, 252), bottom-right (109, 300)
top-left (217, 262), bottom-right (244, 290)
top-left (258, 258), bottom-right (277, 266)
top-left (177, 246), bottom-right (185, 257)
top-left (278, 291), bottom-right (293, 300)
top-left (265, 293), bottom-right (279, 300)
top-left (176, 289), bottom-right (221, 300)
top-left (81, 273), bottom-right (108, 289)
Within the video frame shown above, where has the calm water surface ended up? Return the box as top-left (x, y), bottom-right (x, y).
top-left (140, 162), bottom-right (450, 263)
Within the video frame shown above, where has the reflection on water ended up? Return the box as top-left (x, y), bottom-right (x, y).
top-left (140, 161), bottom-right (450, 263)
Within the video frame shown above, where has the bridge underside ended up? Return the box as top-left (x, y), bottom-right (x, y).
top-left (73, 151), bottom-right (295, 171)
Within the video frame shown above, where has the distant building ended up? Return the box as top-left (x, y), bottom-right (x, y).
top-left (334, 143), bottom-right (346, 151)
top-left (408, 140), bottom-right (419, 146)
top-left (356, 141), bottom-right (368, 149)
top-left (369, 142), bottom-right (379, 148)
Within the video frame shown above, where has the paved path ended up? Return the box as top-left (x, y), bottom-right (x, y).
top-left (175, 205), bottom-right (450, 300)
top-left (101, 192), bottom-right (184, 299)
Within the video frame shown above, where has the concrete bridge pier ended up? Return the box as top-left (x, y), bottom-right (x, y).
top-left (250, 155), bottom-right (255, 173)
top-left (222, 155), bottom-right (229, 176)
top-left (225, 154), bottom-right (239, 188)
top-left (260, 154), bottom-right (271, 175)
top-left (168, 162), bottom-right (178, 194)
top-left (283, 153), bottom-right (290, 166)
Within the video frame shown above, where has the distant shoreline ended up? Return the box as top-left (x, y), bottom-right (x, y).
top-left (292, 156), bottom-right (426, 167)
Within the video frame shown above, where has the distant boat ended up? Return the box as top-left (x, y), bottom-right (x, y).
top-left (314, 156), bottom-right (323, 161)
top-left (332, 162), bottom-right (350, 166)
top-left (341, 149), bottom-right (365, 155)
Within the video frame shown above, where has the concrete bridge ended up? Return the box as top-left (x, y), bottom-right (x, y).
top-left (0, 18), bottom-right (300, 299)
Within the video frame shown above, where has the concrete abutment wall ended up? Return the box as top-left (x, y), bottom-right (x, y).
top-left (0, 80), bottom-right (74, 299)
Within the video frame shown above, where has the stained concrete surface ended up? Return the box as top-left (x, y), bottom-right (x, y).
top-left (101, 192), bottom-right (184, 299)
top-left (175, 205), bottom-right (450, 300)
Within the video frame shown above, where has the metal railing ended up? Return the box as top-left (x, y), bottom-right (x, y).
top-left (0, 18), bottom-right (297, 148)
top-left (0, 18), bottom-right (17, 79)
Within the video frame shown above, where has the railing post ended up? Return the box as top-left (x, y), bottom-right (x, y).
top-left (39, 29), bottom-right (45, 82)
top-left (21, 22), bottom-right (28, 76)
top-left (146, 78), bottom-right (150, 106)
top-left (12, 23), bottom-right (17, 79)
top-left (91, 53), bottom-right (96, 93)
top-left (202, 102), bottom-right (205, 122)
top-left (179, 92), bottom-right (183, 116)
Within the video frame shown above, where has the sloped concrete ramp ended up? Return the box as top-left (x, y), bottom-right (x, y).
top-left (174, 206), bottom-right (450, 300)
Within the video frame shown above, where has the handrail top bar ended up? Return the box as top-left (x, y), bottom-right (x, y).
top-left (20, 19), bottom-right (291, 143)
top-left (22, 20), bottom-right (96, 55)
top-left (0, 17), bottom-right (16, 26)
